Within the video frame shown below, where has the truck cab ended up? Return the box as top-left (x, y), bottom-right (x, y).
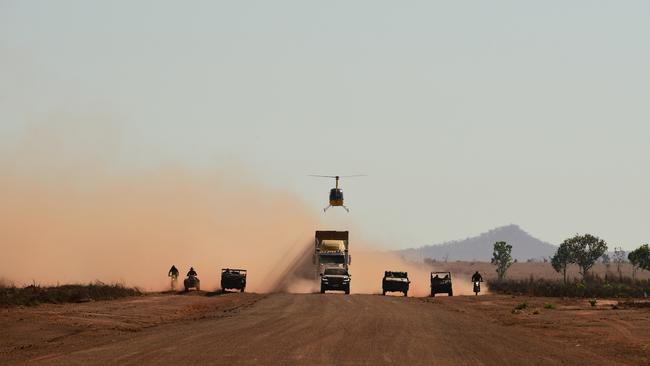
top-left (320, 267), bottom-right (351, 294)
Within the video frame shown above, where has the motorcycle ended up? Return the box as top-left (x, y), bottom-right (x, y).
top-left (473, 280), bottom-right (482, 295)
top-left (169, 273), bottom-right (178, 291)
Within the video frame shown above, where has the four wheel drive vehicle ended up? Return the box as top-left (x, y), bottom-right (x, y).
top-left (430, 271), bottom-right (453, 297)
top-left (184, 275), bottom-right (200, 291)
top-left (382, 271), bottom-right (410, 296)
top-left (320, 267), bottom-right (351, 294)
top-left (221, 268), bottom-right (247, 292)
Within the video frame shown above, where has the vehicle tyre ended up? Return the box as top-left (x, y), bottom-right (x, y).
top-left (382, 290), bottom-right (386, 296)
top-left (241, 287), bottom-right (245, 293)
top-left (345, 287), bottom-right (350, 295)
top-left (404, 291), bottom-right (408, 297)
top-left (448, 290), bottom-right (453, 296)
top-left (320, 286), bottom-right (325, 294)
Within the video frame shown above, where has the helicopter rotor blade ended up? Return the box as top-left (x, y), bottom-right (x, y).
top-left (308, 174), bottom-right (366, 178)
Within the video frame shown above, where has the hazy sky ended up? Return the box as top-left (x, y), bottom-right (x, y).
top-left (2, 1), bottom-right (649, 250)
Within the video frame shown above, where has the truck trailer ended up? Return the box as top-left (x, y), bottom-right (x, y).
top-left (313, 231), bottom-right (351, 278)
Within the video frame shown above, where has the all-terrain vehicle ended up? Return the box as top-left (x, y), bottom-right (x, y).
top-left (430, 271), bottom-right (453, 297)
top-left (184, 275), bottom-right (200, 291)
top-left (382, 271), bottom-right (410, 296)
top-left (320, 267), bottom-right (351, 294)
top-left (221, 268), bottom-right (247, 292)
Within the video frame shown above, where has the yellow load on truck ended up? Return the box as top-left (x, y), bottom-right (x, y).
top-left (320, 240), bottom-right (346, 252)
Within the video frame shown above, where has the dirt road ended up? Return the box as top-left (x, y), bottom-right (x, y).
top-left (2, 292), bottom-right (648, 365)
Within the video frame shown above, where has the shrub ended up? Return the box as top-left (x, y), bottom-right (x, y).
top-left (514, 301), bottom-right (528, 310)
top-left (0, 282), bottom-right (141, 307)
top-left (487, 277), bottom-right (650, 298)
top-left (543, 303), bottom-right (556, 309)
top-left (589, 298), bottom-right (597, 307)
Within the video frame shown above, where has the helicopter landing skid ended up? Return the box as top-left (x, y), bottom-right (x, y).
top-left (324, 205), bottom-right (350, 213)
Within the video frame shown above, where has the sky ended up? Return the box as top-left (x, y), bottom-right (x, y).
top-left (1, 1), bottom-right (649, 251)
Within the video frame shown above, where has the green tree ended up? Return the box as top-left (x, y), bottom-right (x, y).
top-left (491, 241), bottom-right (513, 281)
top-left (628, 244), bottom-right (650, 280)
top-left (565, 234), bottom-right (608, 279)
top-left (551, 242), bottom-right (574, 285)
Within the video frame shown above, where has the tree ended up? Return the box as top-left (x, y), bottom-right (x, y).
top-left (491, 241), bottom-right (513, 281)
top-left (551, 242), bottom-right (574, 285)
top-left (565, 234), bottom-right (608, 279)
top-left (613, 247), bottom-right (626, 280)
top-left (628, 244), bottom-right (650, 280)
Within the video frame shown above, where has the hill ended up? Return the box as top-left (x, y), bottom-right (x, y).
top-left (398, 224), bottom-right (557, 262)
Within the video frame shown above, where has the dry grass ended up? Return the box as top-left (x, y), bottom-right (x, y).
top-left (487, 276), bottom-right (650, 298)
top-left (0, 281), bottom-right (141, 307)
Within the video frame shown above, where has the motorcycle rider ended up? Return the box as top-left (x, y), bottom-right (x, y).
top-left (471, 271), bottom-right (483, 283)
top-left (187, 267), bottom-right (198, 277)
top-left (168, 265), bottom-right (179, 278)
top-left (471, 271), bottom-right (483, 295)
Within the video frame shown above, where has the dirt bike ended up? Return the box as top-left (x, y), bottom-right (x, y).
top-left (169, 273), bottom-right (178, 291)
top-left (473, 280), bottom-right (482, 295)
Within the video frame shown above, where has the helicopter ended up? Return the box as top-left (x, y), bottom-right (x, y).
top-left (309, 175), bottom-right (365, 212)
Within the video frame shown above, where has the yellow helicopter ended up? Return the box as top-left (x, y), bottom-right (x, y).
top-left (309, 175), bottom-right (365, 212)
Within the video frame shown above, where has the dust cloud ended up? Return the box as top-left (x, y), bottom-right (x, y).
top-left (0, 124), bottom-right (320, 291)
top-left (1, 122), bottom-right (476, 295)
top-left (349, 248), bottom-right (476, 296)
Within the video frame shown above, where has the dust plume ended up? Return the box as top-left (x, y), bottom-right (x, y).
top-left (1, 121), bottom-right (477, 296)
top-left (269, 234), bottom-right (477, 296)
top-left (0, 124), bottom-right (318, 292)
top-left (348, 249), bottom-right (477, 296)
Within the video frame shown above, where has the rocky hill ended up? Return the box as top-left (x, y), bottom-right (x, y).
top-left (399, 224), bottom-right (557, 262)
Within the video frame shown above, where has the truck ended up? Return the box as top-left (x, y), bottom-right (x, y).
top-left (382, 271), bottom-right (410, 296)
top-left (313, 231), bottom-right (350, 277)
top-left (221, 268), bottom-right (247, 292)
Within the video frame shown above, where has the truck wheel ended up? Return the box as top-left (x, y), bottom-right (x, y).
top-left (320, 286), bottom-right (325, 294)
top-left (241, 287), bottom-right (245, 293)
top-left (345, 287), bottom-right (350, 295)
top-left (382, 290), bottom-right (386, 296)
top-left (448, 290), bottom-right (453, 296)
top-left (404, 291), bottom-right (408, 297)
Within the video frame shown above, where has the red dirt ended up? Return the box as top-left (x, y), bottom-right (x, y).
top-left (1, 293), bottom-right (648, 365)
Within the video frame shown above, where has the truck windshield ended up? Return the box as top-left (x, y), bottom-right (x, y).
top-left (324, 268), bottom-right (348, 275)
